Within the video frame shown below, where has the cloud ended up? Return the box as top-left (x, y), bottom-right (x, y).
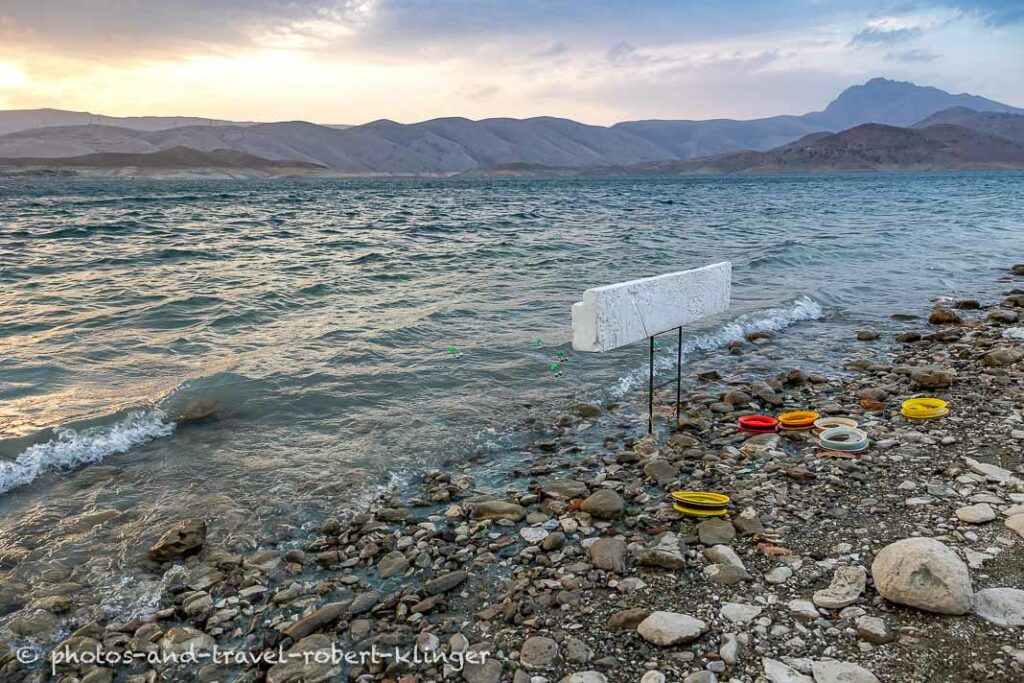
top-left (850, 25), bottom-right (924, 44)
top-left (0, 1), bottom-right (1021, 125)
top-left (0, 0), bottom-right (377, 57)
top-left (885, 47), bottom-right (940, 61)
top-left (532, 41), bottom-right (568, 58)
top-left (937, 1), bottom-right (1024, 26)
top-left (607, 42), bottom-right (638, 62)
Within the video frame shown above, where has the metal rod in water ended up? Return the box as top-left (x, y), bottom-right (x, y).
top-left (676, 326), bottom-right (683, 423)
top-left (648, 335), bottom-right (655, 435)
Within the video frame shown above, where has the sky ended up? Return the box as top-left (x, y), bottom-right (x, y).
top-left (0, 0), bottom-right (1021, 126)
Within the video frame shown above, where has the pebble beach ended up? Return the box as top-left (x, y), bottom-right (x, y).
top-left (4, 265), bottom-right (1024, 683)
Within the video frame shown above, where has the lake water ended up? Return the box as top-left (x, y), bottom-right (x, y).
top-left (1, 173), bottom-right (1022, 618)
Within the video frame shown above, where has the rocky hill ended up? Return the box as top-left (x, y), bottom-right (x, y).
top-left (613, 123), bottom-right (1024, 174)
top-left (0, 79), bottom-right (1020, 174)
top-left (913, 107), bottom-right (1024, 146)
top-left (0, 146), bottom-right (327, 177)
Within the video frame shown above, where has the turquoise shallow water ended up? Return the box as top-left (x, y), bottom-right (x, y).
top-left (0, 173), bottom-right (1022, 615)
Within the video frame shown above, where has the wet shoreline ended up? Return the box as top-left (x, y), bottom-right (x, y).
top-left (3, 267), bottom-right (1024, 682)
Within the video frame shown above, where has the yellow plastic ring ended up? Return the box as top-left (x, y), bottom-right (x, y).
top-left (670, 491), bottom-right (731, 509)
top-left (901, 398), bottom-right (948, 419)
top-left (673, 502), bottom-right (729, 517)
top-left (778, 411), bottom-right (820, 430)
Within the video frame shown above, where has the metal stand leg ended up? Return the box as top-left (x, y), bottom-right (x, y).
top-left (648, 336), bottom-right (655, 435)
top-left (676, 326), bottom-right (683, 425)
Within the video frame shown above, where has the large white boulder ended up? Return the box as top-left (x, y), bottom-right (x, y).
top-left (870, 537), bottom-right (972, 614)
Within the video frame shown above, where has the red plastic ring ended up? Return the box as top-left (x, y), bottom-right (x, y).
top-left (738, 415), bottom-right (779, 429)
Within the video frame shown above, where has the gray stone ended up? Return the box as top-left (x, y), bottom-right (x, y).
top-left (910, 366), bottom-right (954, 389)
top-left (520, 636), bottom-right (559, 670)
top-left (704, 544), bottom-right (744, 568)
top-left (871, 537), bottom-right (972, 615)
top-left (580, 489), bottom-right (625, 519)
top-left (542, 531), bottom-right (566, 551)
top-left (348, 590), bottom-right (381, 615)
top-left (813, 566), bottom-right (867, 609)
top-left (965, 457), bottom-right (1014, 483)
top-left (606, 608), bottom-right (649, 631)
top-left (684, 672), bottom-right (717, 683)
top-left (558, 674), bottom-right (608, 683)
top-left (720, 602), bottom-right (762, 624)
top-left (520, 527), bottom-right (550, 545)
top-left (733, 507), bottom-right (765, 535)
top-left (564, 637), bottom-right (592, 664)
top-left (988, 309), bottom-right (1020, 324)
top-left (639, 532), bottom-right (688, 570)
top-left (720, 632), bottom-right (744, 665)
top-left (855, 616), bottom-right (893, 644)
top-left (762, 658), bottom-right (814, 683)
top-left (424, 570), bottom-right (468, 595)
top-left (589, 538), bottom-right (627, 573)
top-left (540, 479), bottom-right (589, 500)
top-left (281, 601), bottom-right (349, 641)
top-left (955, 503), bottom-right (996, 524)
top-left (7, 609), bottom-right (61, 639)
top-left (470, 500), bottom-right (526, 521)
top-left (973, 587), bottom-right (1024, 627)
top-left (377, 550), bottom-right (409, 579)
top-left (765, 566), bottom-right (793, 584)
top-left (266, 635), bottom-right (341, 683)
top-left (148, 518), bottom-right (206, 562)
top-left (463, 642), bottom-right (502, 683)
top-left (811, 660), bottom-right (880, 683)
top-left (644, 460), bottom-right (679, 485)
top-left (788, 599), bottom-right (819, 621)
top-left (983, 348), bottom-right (1022, 367)
top-left (705, 563), bottom-right (751, 585)
top-left (697, 518), bottom-right (735, 545)
top-left (159, 626), bottom-right (215, 655)
top-left (637, 611), bottom-right (707, 646)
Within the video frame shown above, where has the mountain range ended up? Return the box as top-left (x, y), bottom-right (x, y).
top-left (1, 78), bottom-right (1022, 176)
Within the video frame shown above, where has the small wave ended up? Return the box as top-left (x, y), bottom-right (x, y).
top-left (0, 410), bottom-right (175, 495)
top-left (613, 296), bottom-right (825, 396)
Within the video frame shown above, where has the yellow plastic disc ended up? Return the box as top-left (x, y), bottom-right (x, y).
top-left (673, 502), bottom-right (729, 517)
top-left (777, 411), bottom-right (820, 430)
top-left (901, 398), bottom-right (948, 419)
top-left (670, 491), bottom-right (731, 507)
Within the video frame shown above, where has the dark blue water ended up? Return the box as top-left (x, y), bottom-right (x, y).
top-left (0, 173), bottom-right (1021, 616)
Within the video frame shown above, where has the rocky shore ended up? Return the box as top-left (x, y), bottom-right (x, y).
top-left (4, 268), bottom-right (1024, 683)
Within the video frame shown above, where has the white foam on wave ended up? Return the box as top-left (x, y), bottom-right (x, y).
top-left (1002, 327), bottom-right (1024, 340)
top-left (612, 295), bottom-right (825, 396)
top-left (0, 409), bottom-right (176, 495)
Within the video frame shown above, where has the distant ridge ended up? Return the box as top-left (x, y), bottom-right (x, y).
top-left (912, 107), bottom-right (1024, 145)
top-left (0, 78), bottom-right (1021, 174)
top-left (0, 108), bottom-right (249, 136)
top-left (607, 123), bottom-right (1024, 174)
top-left (0, 146), bottom-right (326, 176)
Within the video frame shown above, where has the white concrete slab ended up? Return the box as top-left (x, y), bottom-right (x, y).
top-left (571, 262), bottom-right (731, 352)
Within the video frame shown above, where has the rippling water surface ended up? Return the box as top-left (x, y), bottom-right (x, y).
top-left (1, 173), bottom-right (1022, 616)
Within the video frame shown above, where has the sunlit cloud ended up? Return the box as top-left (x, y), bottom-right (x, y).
top-left (0, 1), bottom-right (1021, 124)
top-left (0, 63), bottom-right (30, 89)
